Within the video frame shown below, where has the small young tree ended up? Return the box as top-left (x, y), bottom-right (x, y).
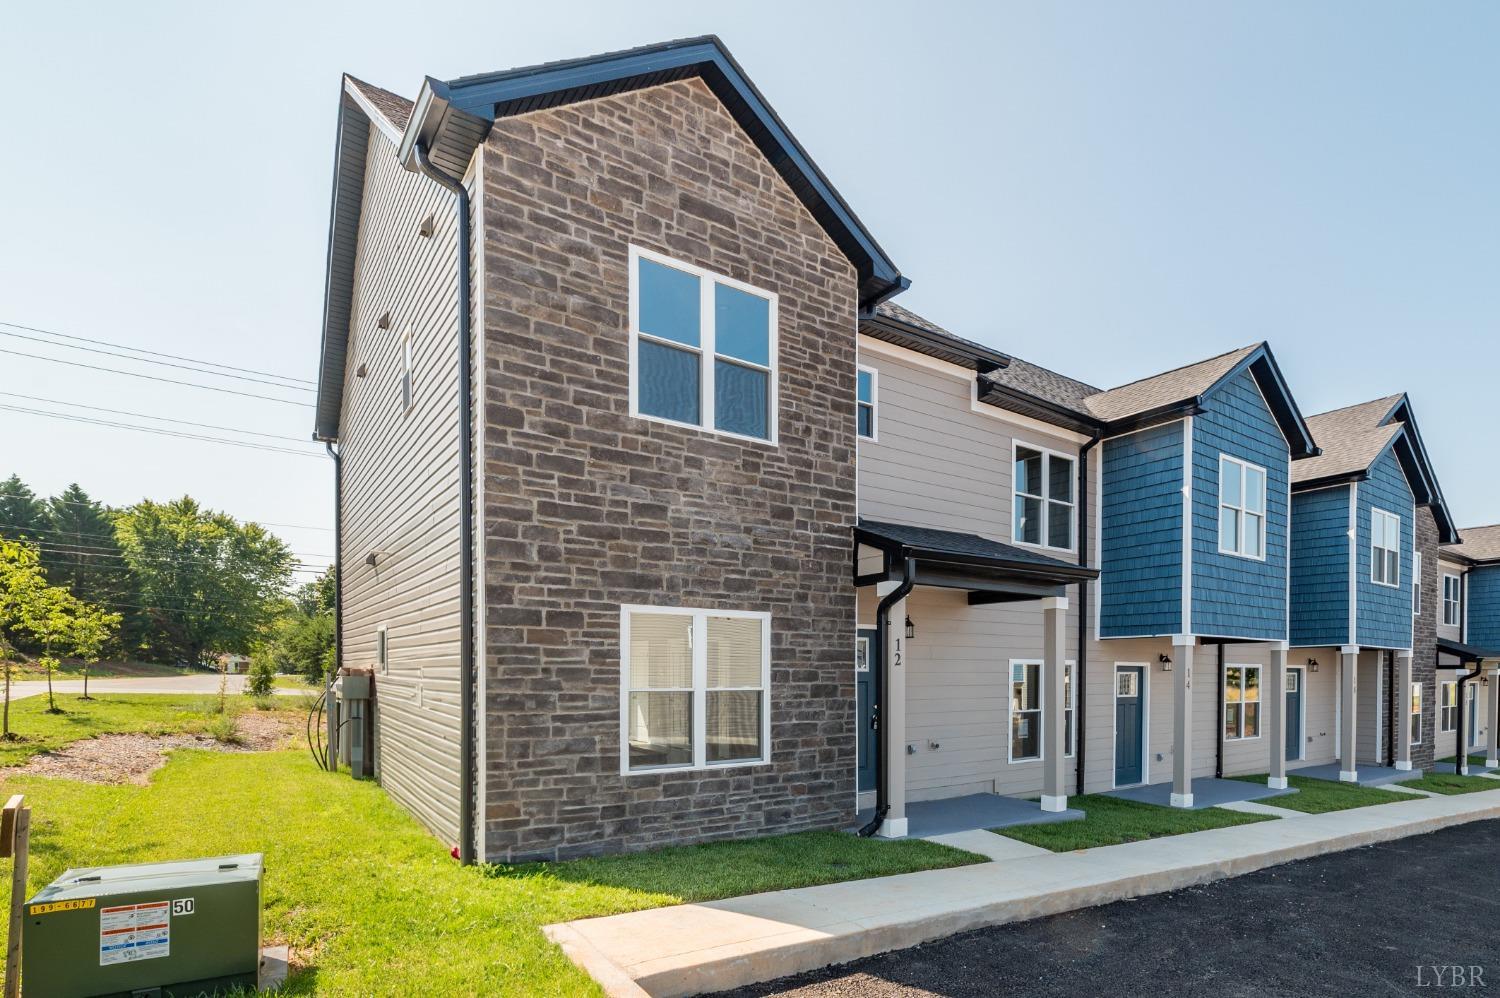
top-left (0, 540), bottom-right (48, 738)
top-left (69, 602), bottom-right (121, 700)
top-left (20, 585), bottom-right (81, 714)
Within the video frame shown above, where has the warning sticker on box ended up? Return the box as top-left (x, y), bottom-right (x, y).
top-left (99, 901), bottom-right (170, 966)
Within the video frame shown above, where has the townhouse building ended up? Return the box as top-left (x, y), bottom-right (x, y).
top-left (313, 35), bottom-right (1485, 862)
top-left (1436, 525), bottom-right (1500, 772)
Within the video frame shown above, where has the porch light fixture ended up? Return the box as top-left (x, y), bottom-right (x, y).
top-left (1307, 658), bottom-right (1319, 672)
top-left (1158, 653), bottom-right (1172, 672)
top-left (905, 616), bottom-right (915, 640)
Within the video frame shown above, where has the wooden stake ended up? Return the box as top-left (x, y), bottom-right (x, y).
top-left (4, 804), bottom-right (28, 998)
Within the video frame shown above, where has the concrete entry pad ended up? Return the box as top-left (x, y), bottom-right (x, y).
top-left (1103, 777), bottom-right (1294, 810)
top-left (1291, 762), bottom-right (1419, 786)
top-left (853, 793), bottom-right (1083, 837)
top-left (545, 788), bottom-right (1500, 997)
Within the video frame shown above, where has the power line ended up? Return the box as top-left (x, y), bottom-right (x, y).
top-left (0, 346), bottom-right (315, 407)
top-left (0, 524), bottom-right (332, 560)
top-left (0, 320), bottom-right (316, 387)
top-left (31, 495), bottom-right (334, 533)
top-left (21, 540), bottom-right (331, 568)
top-left (0, 392), bottom-right (310, 444)
top-left (1, 404), bottom-right (322, 457)
top-left (0, 327), bottom-right (315, 393)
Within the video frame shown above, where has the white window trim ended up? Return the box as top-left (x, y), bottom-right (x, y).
top-left (400, 331), bottom-right (414, 413)
top-left (1370, 508), bottom-right (1402, 588)
top-left (1442, 573), bottom-right (1462, 627)
top-left (627, 244), bottom-right (780, 446)
top-left (1440, 681), bottom-right (1457, 733)
top-left (1223, 663), bottom-right (1263, 741)
top-left (856, 364), bottom-right (878, 442)
top-left (1410, 681), bottom-right (1422, 746)
top-left (1011, 440), bottom-right (1078, 554)
top-left (1413, 552), bottom-right (1423, 616)
top-left (1217, 454), bottom-right (1269, 561)
top-left (1008, 658), bottom-right (1043, 763)
top-left (619, 604), bottom-right (772, 775)
top-left (1064, 659), bottom-right (1076, 760)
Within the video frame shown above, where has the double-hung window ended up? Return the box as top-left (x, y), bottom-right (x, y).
top-left (1410, 682), bottom-right (1422, 746)
top-left (1440, 681), bottom-right (1458, 732)
top-left (1443, 575), bottom-right (1462, 627)
top-left (1371, 509), bottom-right (1401, 587)
top-left (1218, 456), bottom-right (1267, 558)
top-left (621, 606), bottom-right (770, 773)
top-left (856, 366), bottom-right (877, 439)
top-left (1413, 552), bottom-right (1423, 616)
top-left (629, 246), bottom-right (778, 442)
top-left (1013, 444), bottom-right (1075, 551)
top-left (1224, 664), bottom-right (1262, 740)
top-left (1010, 661), bottom-right (1042, 761)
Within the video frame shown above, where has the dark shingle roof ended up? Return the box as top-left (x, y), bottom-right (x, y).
top-left (345, 75), bottom-right (414, 132)
top-left (1449, 525), bottom-right (1500, 563)
top-left (1290, 395), bottom-right (1405, 484)
top-left (858, 519), bottom-right (1096, 576)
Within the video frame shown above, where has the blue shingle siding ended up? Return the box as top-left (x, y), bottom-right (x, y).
top-left (1464, 566), bottom-right (1500, 650)
top-left (1355, 446), bottom-right (1414, 649)
top-left (1190, 368), bottom-right (1290, 641)
top-left (1289, 485), bottom-right (1351, 647)
top-left (1100, 421), bottom-right (1185, 637)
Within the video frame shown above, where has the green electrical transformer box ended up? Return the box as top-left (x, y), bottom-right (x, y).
top-left (23, 853), bottom-right (263, 997)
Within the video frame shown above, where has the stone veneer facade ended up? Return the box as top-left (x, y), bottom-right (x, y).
top-left (474, 78), bottom-right (860, 862)
top-left (1410, 506), bottom-right (1439, 772)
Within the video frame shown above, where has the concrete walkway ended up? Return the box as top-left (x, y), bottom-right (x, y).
top-left (545, 787), bottom-right (1500, 997)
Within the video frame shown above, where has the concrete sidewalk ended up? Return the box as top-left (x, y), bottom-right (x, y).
top-left (545, 787), bottom-right (1500, 997)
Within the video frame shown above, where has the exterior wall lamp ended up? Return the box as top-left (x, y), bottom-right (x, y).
top-left (1158, 653), bottom-right (1172, 672)
top-left (905, 617), bottom-right (915, 640)
top-left (1307, 658), bottom-right (1320, 672)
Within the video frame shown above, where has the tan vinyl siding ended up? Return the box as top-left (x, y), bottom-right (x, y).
top-left (337, 123), bottom-right (465, 846)
top-left (1354, 651), bottom-right (1384, 764)
top-left (1435, 667), bottom-right (1489, 759)
top-left (1291, 651), bottom-right (1339, 766)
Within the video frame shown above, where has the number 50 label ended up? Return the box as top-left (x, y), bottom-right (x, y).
top-left (171, 898), bottom-right (195, 917)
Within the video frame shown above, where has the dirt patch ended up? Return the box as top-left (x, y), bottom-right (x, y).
top-left (11, 712), bottom-right (298, 785)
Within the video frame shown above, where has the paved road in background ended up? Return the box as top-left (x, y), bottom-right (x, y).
top-left (6, 675), bottom-right (309, 700)
top-left (720, 820), bottom-right (1500, 998)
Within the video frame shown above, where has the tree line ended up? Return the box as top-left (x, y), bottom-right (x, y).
top-left (0, 474), bottom-right (334, 683)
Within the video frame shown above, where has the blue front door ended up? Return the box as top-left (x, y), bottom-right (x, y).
top-left (857, 629), bottom-right (878, 793)
top-left (1114, 667), bottom-right (1144, 786)
top-left (1286, 667), bottom-right (1303, 760)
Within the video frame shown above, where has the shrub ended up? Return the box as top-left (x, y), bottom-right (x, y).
top-left (245, 657), bottom-right (276, 699)
top-left (205, 712), bottom-right (241, 745)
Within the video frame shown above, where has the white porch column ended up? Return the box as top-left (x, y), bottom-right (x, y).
top-left (878, 585), bottom-right (909, 838)
top-left (1394, 651), bottom-right (1414, 772)
top-left (1267, 642), bottom-right (1288, 789)
top-left (1171, 634), bottom-right (1196, 808)
top-left (1040, 597), bottom-right (1070, 812)
top-left (1487, 664), bottom-right (1500, 769)
top-left (1339, 645), bottom-right (1360, 782)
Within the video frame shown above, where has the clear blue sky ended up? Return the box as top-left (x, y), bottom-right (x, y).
top-left (2, 0), bottom-right (1495, 566)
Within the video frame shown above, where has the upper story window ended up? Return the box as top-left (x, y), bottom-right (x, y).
top-left (1224, 664), bottom-right (1261, 740)
top-left (856, 366), bottom-right (877, 440)
top-left (1218, 456), bottom-right (1267, 560)
top-left (1414, 552), bottom-right (1423, 616)
top-left (629, 246), bottom-right (778, 443)
top-left (1371, 509), bottom-right (1402, 587)
top-left (1013, 444), bottom-right (1075, 551)
top-left (621, 605), bottom-right (770, 773)
top-left (400, 332), bottom-right (414, 412)
top-left (1443, 574), bottom-right (1462, 627)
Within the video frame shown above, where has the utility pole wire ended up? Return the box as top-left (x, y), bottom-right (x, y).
top-left (1, 404), bottom-right (322, 456)
top-left (0, 319), bottom-right (315, 386)
top-left (0, 346), bottom-right (315, 407)
top-left (0, 392), bottom-right (309, 443)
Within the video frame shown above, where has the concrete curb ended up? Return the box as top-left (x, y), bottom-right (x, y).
top-left (548, 791), bottom-right (1500, 997)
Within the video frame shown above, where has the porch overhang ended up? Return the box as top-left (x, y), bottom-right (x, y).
top-left (854, 519), bottom-right (1098, 604)
top-left (1437, 637), bottom-right (1500, 664)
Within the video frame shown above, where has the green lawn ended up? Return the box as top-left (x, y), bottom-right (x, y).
top-left (8, 658), bottom-right (192, 680)
top-left (1397, 773), bottom-right (1500, 795)
top-left (1436, 753), bottom-right (1490, 768)
top-left (0, 694), bottom-right (290, 767)
top-left (994, 794), bottom-right (1276, 852)
top-left (0, 729), bottom-right (981, 994)
top-left (1227, 774), bottom-right (1400, 813)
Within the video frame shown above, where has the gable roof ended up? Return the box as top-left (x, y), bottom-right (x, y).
top-left (1288, 393), bottom-right (1458, 542)
top-left (318, 39), bottom-right (908, 440)
top-left (1079, 345), bottom-right (1259, 422)
top-left (1445, 524), bottom-right (1500, 564)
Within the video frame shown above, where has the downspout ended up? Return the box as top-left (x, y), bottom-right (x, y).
top-left (1456, 661), bottom-right (1481, 775)
top-left (412, 142), bottom-right (477, 866)
top-left (1075, 432), bottom-right (1102, 795)
top-left (858, 555), bottom-right (915, 838)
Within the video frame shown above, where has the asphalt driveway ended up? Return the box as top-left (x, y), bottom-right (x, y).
top-left (719, 819), bottom-right (1500, 998)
